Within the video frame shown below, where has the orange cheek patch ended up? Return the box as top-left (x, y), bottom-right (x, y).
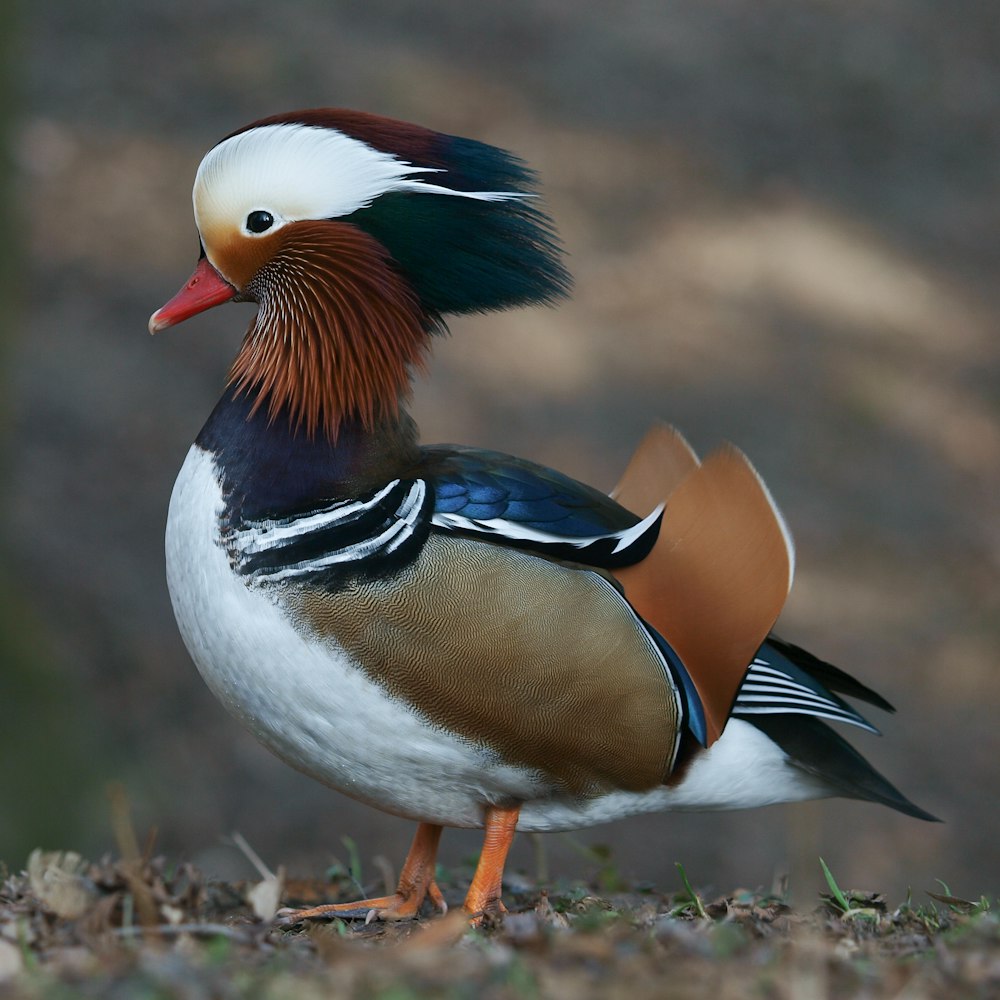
top-left (202, 226), bottom-right (284, 292)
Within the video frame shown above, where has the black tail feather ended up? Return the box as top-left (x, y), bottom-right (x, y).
top-left (766, 635), bottom-right (896, 714)
top-left (749, 713), bottom-right (939, 822)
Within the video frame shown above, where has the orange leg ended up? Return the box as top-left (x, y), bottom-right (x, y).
top-left (463, 804), bottom-right (521, 923)
top-left (276, 822), bottom-right (445, 925)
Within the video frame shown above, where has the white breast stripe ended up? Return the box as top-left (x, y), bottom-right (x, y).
top-left (379, 481), bottom-right (428, 557)
top-left (253, 519), bottom-right (408, 582)
top-left (394, 479), bottom-right (427, 521)
top-left (245, 480), bottom-right (429, 584)
top-left (167, 447), bottom-right (550, 829)
top-left (235, 479), bottom-right (401, 554)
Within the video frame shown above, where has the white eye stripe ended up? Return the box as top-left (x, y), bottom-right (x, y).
top-left (193, 122), bottom-right (526, 236)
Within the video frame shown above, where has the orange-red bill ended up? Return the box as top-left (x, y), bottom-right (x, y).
top-left (148, 257), bottom-right (237, 334)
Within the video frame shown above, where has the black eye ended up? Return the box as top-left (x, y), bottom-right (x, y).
top-left (246, 210), bottom-right (274, 234)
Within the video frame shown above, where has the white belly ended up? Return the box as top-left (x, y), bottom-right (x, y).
top-left (165, 446), bottom-right (828, 832)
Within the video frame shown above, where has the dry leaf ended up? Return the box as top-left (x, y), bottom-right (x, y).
top-left (247, 867), bottom-right (286, 922)
top-left (161, 904), bottom-right (185, 925)
top-left (27, 850), bottom-right (96, 920)
top-left (393, 910), bottom-right (470, 954)
top-left (0, 939), bottom-right (23, 982)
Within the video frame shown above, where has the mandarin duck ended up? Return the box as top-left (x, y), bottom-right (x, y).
top-left (151, 109), bottom-right (934, 924)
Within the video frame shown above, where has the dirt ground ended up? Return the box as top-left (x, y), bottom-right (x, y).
top-left (2, 2), bottom-right (998, 991)
top-left (1, 846), bottom-right (998, 999)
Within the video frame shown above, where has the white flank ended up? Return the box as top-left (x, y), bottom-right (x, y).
top-left (194, 123), bottom-right (527, 240)
top-left (518, 719), bottom-right (832, 832)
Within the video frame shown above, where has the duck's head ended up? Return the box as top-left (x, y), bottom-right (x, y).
top-left (150, 109), bottom-right (570, 439)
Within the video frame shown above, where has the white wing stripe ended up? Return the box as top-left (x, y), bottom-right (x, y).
top-left (740, 680), bottom-right (832, 700)
top-left (431, 502), bottom-right (661, 552)
top-left (736, 692), bottom-right (850, 710)
top-left (749, 662), bottom-right (804, 679)
top-left (734, 704), bottom-right (876, 730)
top-left (736, 662), bottom-right (879, 733)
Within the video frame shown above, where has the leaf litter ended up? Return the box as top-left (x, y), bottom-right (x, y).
top-left (0, 843), bottom-right (997, 999)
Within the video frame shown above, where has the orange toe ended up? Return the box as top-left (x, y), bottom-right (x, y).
top-left (276, 822), bottom-right (445, 927)
top-left (276, 890), bottom-right (425, 925)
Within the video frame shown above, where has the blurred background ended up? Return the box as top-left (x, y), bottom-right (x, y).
top-left (2, 1), bottom-right (997, 903)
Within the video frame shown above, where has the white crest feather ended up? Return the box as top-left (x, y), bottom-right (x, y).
top-left (193, 123), bottom-right (526, 238)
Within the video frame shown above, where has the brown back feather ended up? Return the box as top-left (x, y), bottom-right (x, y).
top-left (612, 435), bottom-right (793, 746)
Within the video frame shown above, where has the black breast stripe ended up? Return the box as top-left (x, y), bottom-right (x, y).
top-left (225, 479), bottom-right (432, 586)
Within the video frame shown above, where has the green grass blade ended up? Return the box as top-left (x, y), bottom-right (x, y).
top-left (819, 857), bottom-right (850, 914)
top-left (675, 862), bottom-right (709, 920)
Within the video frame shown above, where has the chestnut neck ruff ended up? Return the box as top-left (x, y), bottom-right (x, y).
top-left (228, 220), bottom-right (437, 442)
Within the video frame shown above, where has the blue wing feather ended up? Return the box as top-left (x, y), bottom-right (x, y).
top-left (434, 481), bottom-right (467, 500)
top-left (418, 445), bottom-right (658, 568)
top-left (460, 501), bottom-right (510, 520)
top-left (423, 446), bottom-right (639, 534)
top-left (433, 494), bottom-right (468, 514)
